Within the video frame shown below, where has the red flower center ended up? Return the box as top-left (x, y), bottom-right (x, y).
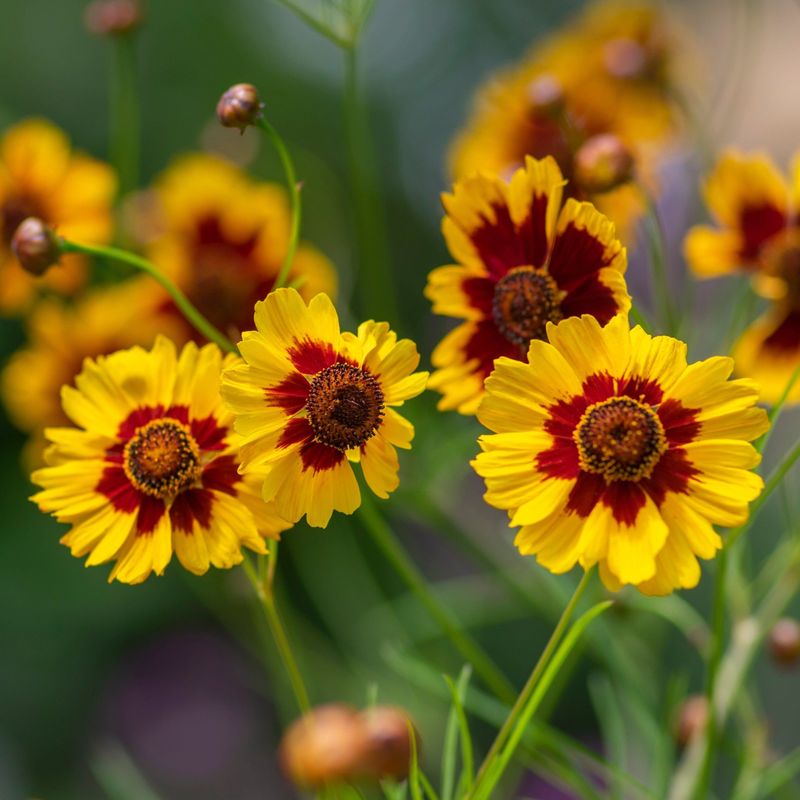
top-left (574, 396), bottom-right (666, 482)
top-left (306, 363), bottom-right (384, 450)
top-left (123, 418), bottom-right (201, 498)
top-left (492, 266), bottom-right (563, 346)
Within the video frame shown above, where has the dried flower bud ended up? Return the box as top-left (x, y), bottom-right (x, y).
top-left (769, 618), bottom-right (800, 667)
top-left (216, 83), bottom-right (263, 132)
top-left (11, 218), bottom-right (60, 276)
top-left (675, 695), bottom-right (708, 748)
top-left (526, 75), bottom-right (564, 116)
top-left (279, 704), bottom-right (367, 788)
top-left (84, 0), bottom-right (143, 36)
top-left (574, 134), bottom-right (635, 194)
top-left (359, 706), bottom-right (414, 780)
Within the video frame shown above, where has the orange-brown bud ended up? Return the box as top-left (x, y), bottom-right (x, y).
top-left (84, 0), bottom-right (143, 36)
top-left (574, 134), bottom-right (635, 194)
top-left (675, 695), bottom-right (708, 748)
top-left (769, 618), bottom-right (800, 667)
top-left (359, 706), bottom-right (414, 780)
top-left (216, 83), bottom-right (263, 132)
top-left (279, 704), bottom-right (367, 789)
top-left (526, 75), bottom-right (564, 116)
top-left (11, 218), bottom-right (60, 277)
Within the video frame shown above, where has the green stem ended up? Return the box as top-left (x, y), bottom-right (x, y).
top-left (255, 118), bottom-right (301, 290)
top-left (110, 33), bottom-right (140, 198)
top-left (242, 551), bottom-right (311, 714)
top-left (755, 362), bottom-right (800, 455)
top-left (343, 44), bottom-right (397, 325)
top-left (642, 195), bottom-right (677, 335)
top-left (59, 238), bottom-right (236, 354)
top-left (357, 495), bottom-right (516, 705)
top-left (630, 303), bottom-right (652, 331)
top-left (469, 569), bottom-right (594, 798)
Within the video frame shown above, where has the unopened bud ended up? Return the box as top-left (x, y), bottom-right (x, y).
top-left (526, 75), bottom-right (564, 116)
top-left (675, 695), bottom-right (708, 748)
top-left (216, 83), bottom-right (263, 132)
top-left (359, 706), bottom-right (414, 780)
top-left (279, 704), bottom-right (367, 789)
top-left (603, 37), bottom-right (651, 80)
top-left (84, 0), bottom-right (143, 36)
top-left (11, 218), bottom-right (60, 277)
top-left (769, 618), bottom-right (800, 667)
top-left (574, 134), bottom-right (635, 194)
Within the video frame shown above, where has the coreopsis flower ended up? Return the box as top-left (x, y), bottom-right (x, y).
top-left (426, 156), bottom-right (630, 415)
top-left (140, 153), bottom-right (336, 342)
top-left (684, 151), bottom-right (800, 404)
top-left (1, 281), bottom-right (175, 466)
top-left (221, 289), bottom-right (428, 528)
top-left (31, 337), bottom-right (290, 584)
top-left (472, 314), bottom-right (769, 596)
top-left (0, 119), bottom-right (115, 312)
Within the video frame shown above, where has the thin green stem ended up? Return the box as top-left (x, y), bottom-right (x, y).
top-left (255, 118), bottom-right (301, 290)
top-left (469, 569), bottom-right (594, 798)
top-left (242, 552), bottom-right (311, 714)
top-left (357, 495), bottom-right (516, 705)
top-left (59, 238), bottom-right (236, 353)
top-left (109, 34), bottom-right (140, 198)
top-left (642, 194), bottom-right (677, 335)
top-left (630, 303), bottom-right (651, 331)
top-left (756, 362), bottom-right (800, 455)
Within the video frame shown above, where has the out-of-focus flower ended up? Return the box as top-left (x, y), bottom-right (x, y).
top-left (675, 695), bottom-right (708, 747)
top-left (472, 314), bottom-right (768, 595)
top-left (31, 337), bottom-right (290, 584)
top-left (221, 288), bottom-right (428, 528)
top-left (769, 618), bottom-right (800, 667)
top-left (685, 151), bottom-right (800, 404)
top-left (425, 156), bottom-right (630, 415)
top-left (139, 153), bottom-right (336, 342)
top-left (11, 217), bottom-right (60, 276)
top-left (0, 119), bottom-right (115, 313)
top-left (84, 0), bottom-right (143, 36)
top-left (1, 281), bottom-right (174, 467)
top-left (279, 704), bottom-right (414, 789)
top-left (216, 84), bottom-right (263, 132)
top-left (449, 1), bottom-right (682, 242)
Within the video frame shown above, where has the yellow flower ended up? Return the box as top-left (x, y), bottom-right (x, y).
top-left (0, 119), bottom-right (115, 313)
top-left (684, 150), bottom-right (800, 403)
top-left (472, 314), bottom-right (769, 596)
top-left (426, 156), bottom-right (630, 415)
top-left (221, 288), bottom-right (428, 528)
top-left (1, 280), bottom-right (175, 466)
top-left (141, 153), bottom-right (337, 342)
top-left (31, 336), bottom-right (290, 584)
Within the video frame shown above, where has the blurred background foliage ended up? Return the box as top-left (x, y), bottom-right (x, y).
top-left (1, 1), bottom-right (800, 798)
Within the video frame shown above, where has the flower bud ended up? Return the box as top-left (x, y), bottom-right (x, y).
top-left (216, 83), bottom-right (263, 132)
top-left (603, 38), bottom-right (651, 80)
top-left (526, 75), bottom-right (564, 116)
top-left (11, 218), bottom-right (60, 277)
top-left (675, 694), bottom-right (708, 748)
top-left (279, 704), bottom-right (367, 789)
top-left (573, 134), bottom-right (635, 194)
top-left (769, 618), bottom-right (800, 667)
top-left (84, 0), bottom-right (143, 36)
top-left (359, 706), bottom-right (414, 780)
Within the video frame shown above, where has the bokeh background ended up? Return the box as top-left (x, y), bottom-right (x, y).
top-left (2, 1), bottom-right (800, 798)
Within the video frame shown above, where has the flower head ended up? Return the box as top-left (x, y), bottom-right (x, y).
top-left (426, 156), bottom-right (630, 415)
top-left (11, 217), bottom-right (60, 276)
top-left (684, 151), bottom-right (800, 403)
top-left (0, 119), bottom-right (115, 313)
top-left (32, 336), bottom-right (290, 584)
top-left (221, 288), bottom-right (428, 528)
top-left (472, 314), bottom-right (769, 595)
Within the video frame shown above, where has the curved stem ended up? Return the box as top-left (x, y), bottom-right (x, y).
top-left (255, 118), bottom-right (301, 290)
top-left (59, 238), bottom-right (236, 354)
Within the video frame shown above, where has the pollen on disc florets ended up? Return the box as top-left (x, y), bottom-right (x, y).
top-left (574, 396), bottom-right (666, 482)
top-left (123, 418), bottom-right (201, 498)
top-left (492, 266), bottom-right (563, 346)
top-left (306, 363), bottom-right (385, 451)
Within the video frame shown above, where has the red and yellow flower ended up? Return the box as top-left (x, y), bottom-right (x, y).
top-left (426, 156), bottom-right (630, 415)
top-left (0, 119), bottom-right (115, 312)
top-left (140, 153), bottom-right (337, 342)
top-left (684, 151), bottom-right (800, 403)
top-left (472, 314), bottom-right (768, 595)
top-left (221, 288), bottom-right (428, 528)
top-left (31, 336), bottom-right (289, 584)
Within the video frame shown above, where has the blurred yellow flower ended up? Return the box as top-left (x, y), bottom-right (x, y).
top-left (472, 314), bottom-right (768, 595)
top-left (0, 119), bottom-right (115, 313)
top-left (221, 288), bottom-right (428, 528)
top-left (31, 337), bottom-right (290, 584)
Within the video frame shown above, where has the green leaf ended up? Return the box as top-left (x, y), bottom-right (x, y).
top-left (443, 666), bottom-right (474, 798)
top-left (271, 0), bottom-right (376, 48)
top-left (588, 674), bottom-right (627, 800)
